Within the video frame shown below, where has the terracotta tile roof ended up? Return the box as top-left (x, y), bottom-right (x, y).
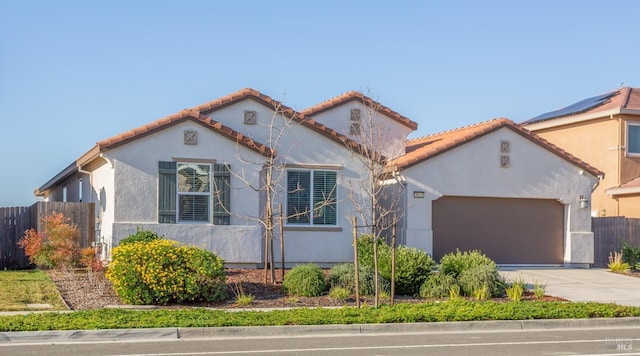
top-left (39, 89), bottom-right (387, 195)
top-left (194, 88), bottom-right (375, 158)
top-left (301, 91), bottom-right (418, 130)
top-left (524, 87), bottom-right (640, 124)
top-left (605, 176), bottom-right (640, 196)
top-left (620, 177), bottom-right (640, 189)
top-left (95, 88), bottom-right (374, 158)
top-left (97, 109), bottom-right (274, 157)
top-left (82, 88), bottom-right (376, 162)
top-left (389, 118), bottom-right (604, 178)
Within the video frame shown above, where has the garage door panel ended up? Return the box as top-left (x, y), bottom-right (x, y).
top-left (433, 196), bottom-right (564, 264)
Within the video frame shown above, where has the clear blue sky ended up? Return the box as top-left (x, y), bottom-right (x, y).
top-left (1, 0), bottom-right (639, 206)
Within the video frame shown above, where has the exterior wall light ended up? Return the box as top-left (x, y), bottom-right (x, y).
top-left (579, 194), bottom-right (589, 209)
top-left (413, 191), bottom-right (425, 198)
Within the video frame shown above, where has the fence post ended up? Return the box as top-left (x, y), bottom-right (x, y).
top-left (391, 223), bottom-right (396, 306)
top-left (353, 216), bottom-right (360, 308)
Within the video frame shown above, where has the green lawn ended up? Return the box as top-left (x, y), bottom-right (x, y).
top-left (0, 270), bottom-right (68, 311)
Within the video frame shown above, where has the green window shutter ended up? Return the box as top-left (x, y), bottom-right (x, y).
top-left (213, 163), bottom-right (231, 225)
top-left (158, 161), bottom-right (177, 223)
top-left (287, 170), bottom-right (311, 224)
top-left (313, 171), bottom-right (337, 225)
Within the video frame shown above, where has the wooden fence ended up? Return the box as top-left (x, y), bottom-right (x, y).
top-left (0, 202), bottom-right (95, 270)
top-left (592, 217), bottom-right (640, 268)
top-left (0, 207), bottom-right (32, 270)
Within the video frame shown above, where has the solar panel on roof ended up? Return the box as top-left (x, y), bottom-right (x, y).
top-left (523, 91), bottom-right (617, 124)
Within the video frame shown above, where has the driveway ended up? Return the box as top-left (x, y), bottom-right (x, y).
top-left (501, 268), bottom-right (640, 307)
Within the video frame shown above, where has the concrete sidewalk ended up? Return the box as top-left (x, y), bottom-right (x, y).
top-left (503, 268), bottom-right (640, 306)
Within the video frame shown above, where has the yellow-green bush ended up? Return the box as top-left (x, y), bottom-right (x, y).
top-left (106, 239), bottom-right (226, 305)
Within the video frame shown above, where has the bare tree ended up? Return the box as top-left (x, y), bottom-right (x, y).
top-left (215, 98), bottom-right (337, 284)
top-left (344, 92), bottom-right (406, 307)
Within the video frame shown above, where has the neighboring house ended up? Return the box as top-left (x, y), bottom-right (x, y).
top-left (385, 119), bottom-right (603, 267)
top-left (35, 89), bottom-right (416, 267)
top-left (36, 89), bottom-right (603, 267)
top-left (522, 87), bottom-right (640, 217)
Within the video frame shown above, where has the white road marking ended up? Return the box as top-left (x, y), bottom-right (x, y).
top-left (105, 338), bottom-right (640, 356)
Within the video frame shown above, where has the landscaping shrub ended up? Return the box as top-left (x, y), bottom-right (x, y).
top-left (357, 235), bottom-right (435, 295)
top-left (283, 263), bottom-right (325, 297)
top-left (327, 263), bottom-right (389, 297)
top-left (393, 246), bottom-right (435, 295)
top-left (118, 228), bottom-right (162, 246)
top-left (106, 239), bottom-right (226, 305)
top-left (328, 287), bottom-right (351, 301)
top-left (419, 272), bottom-right (458, 299)
top-left (439, 249), bottom-right (497, 279)
top-left (18, 212), bottom-right (81, 269)
top-left (356, 234), bottom-right (390, 270)
top-left (608, 250), bottom-right (630, 272)
top-left (621, 241), bottom-right (640, 271)
top-left (457, 264), bottom-right (502, 297)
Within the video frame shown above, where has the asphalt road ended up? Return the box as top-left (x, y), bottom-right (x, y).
top-left (2, 326), bottom-right (639, 356)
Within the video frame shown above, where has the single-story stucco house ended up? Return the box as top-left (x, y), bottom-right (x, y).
top-left (36, 89), bottom-right (603, 267)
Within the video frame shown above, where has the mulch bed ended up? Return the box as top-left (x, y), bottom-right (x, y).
top-left (47, 268), bottom-right (566, 311)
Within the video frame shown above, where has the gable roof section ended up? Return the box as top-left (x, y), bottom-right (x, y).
top-left (301, 91), bottom-right (418, 130)
top-left (37, 88), bottom-right (376, 196)
top-left (389, 118), bottom-right (604, 178)
top-left (194, 88), bottom-right (374, 158)
top-left (95, 109), bottom-right (274, 156)
top-left (523, 87), bottom-right (640, 128)
top-left (36, 111), bottom-right (274, 196)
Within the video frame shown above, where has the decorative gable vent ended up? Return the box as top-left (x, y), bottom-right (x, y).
top-left (350, 109), bottom-right (362, 135)
top-left (500, 155), bottom-right (510, 168)
top-left (500, 140), bottom-right (511, 153)
top-left (244, 110), bottom-right (257, 125)
top-left (500, 140), bottom-right (510, 168)
top-left (184, 130), bottom-right (197, 145)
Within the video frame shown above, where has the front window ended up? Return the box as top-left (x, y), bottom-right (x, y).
top-left (158, 161), bottom-right (230, 224)
top-left (628, 123), bottom-right (640, 155)
top-left (178, 163), bottom-right (211, 222)
top-left (287, 170), bottom-right (337, 225)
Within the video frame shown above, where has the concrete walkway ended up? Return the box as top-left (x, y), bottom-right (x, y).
top-left (502, 268), bottom-right (640, 306)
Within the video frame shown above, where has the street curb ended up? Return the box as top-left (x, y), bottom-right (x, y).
top-left (177, 317), bottom-right (640, 339)
top-left (0, 328), bottom-right (178, 343)
top-left (4, 317), bottom-right (638, 343)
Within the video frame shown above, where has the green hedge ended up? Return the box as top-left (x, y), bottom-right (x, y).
top-left (2, 300), bottom-right (640, 331)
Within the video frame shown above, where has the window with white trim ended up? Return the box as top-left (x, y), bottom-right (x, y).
top-left (158, 161), bottom-right (230, 224)
top-left (628, 123), bottom-right (640, 155)
top-left (286, 169), bottom-right (337, 225)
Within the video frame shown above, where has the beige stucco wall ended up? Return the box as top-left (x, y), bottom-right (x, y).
top-left (615, 194), bottom-right (640, 217)
top-left (529, 117), bottom-right (615, 216)
top-left (620, 115), bottom-right (640, 185)
top-left (529, 114), bottom-right (640, 218)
